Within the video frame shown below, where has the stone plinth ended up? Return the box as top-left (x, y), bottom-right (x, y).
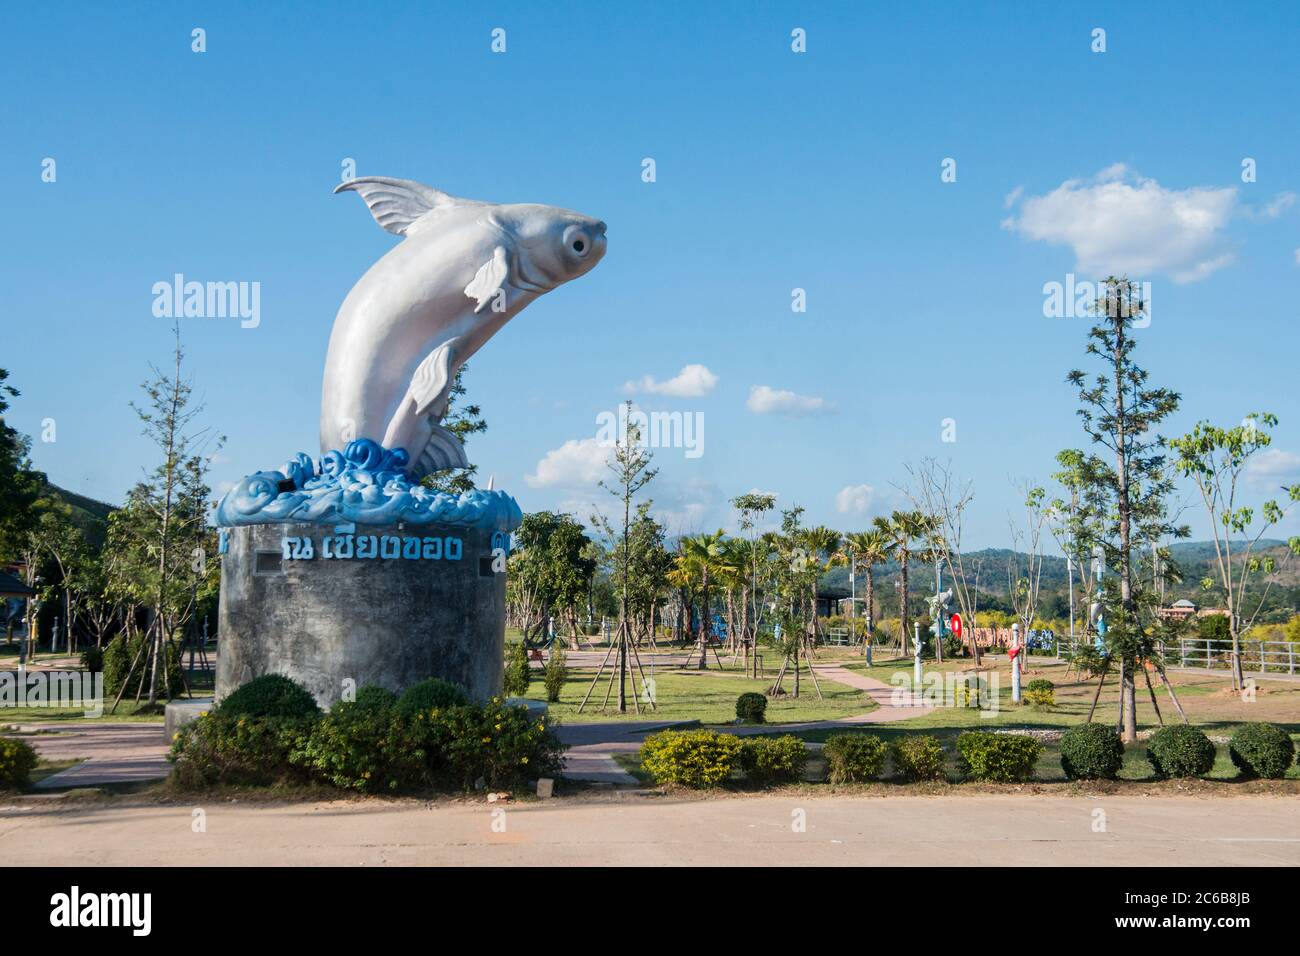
top-left (215, 521), bottom-right (506, 708)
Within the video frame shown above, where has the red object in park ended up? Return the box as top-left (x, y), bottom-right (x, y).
top-left (950, 614), bottom-right (963, 639)
top-left (1008, 645), bottom-right (1021, 661)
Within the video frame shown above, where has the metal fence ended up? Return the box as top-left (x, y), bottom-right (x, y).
top-left (1056, 636), bottom-right (1298, 675)
top-left (1167, 638), bottom-right (1298, 675)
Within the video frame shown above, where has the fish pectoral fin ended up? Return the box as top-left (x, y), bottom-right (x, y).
top-left (333, 176), bottom-right (484, 237)
top-left (407, 340), bottom-right (458, 418)
top-left (463, 246), bottom-right (511, 314)
top-left (415, 422), bottom-right (469, 477)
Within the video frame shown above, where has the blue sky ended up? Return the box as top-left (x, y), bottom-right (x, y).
top-left (4, 1), bottom-right (1299, 548)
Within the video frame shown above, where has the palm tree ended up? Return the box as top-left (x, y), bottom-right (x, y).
top-left (676, 530), bottom-right (734, 669)
top-left (800, 526), bottom-right (843, 646)
top-left (842, 528), bottom-right (891, 645)
top-left (874, 510), bottom-right (930, 652)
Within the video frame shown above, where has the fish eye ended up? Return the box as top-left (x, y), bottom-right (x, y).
top-left (563, 224), bottom-right (591, 258)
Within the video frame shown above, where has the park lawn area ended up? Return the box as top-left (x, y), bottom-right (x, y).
top-left (0, 700), bottom-right (172, 723)
top-left (524, 665), bottom-right (876, 725)
top-left (842, 655), bottom-right (1300, 740)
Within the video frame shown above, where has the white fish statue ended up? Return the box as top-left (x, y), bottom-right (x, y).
top-left (321, 176), bottom-right (607, 479)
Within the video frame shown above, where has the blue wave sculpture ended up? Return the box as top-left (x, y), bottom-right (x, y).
top-left (215, 439), bottom-right (522, 531)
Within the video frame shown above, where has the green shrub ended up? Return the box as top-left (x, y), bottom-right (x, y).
top-left (289, 701), bottom-right (436, 793)
top-left (79, 646), bottom-right (104, 674)
top-left (434, 698), bottom-right (565, 790)
top-left (739, 735), bottom-right (808, 785)
top-left (395, 678), bottom-right (467, 715)
top-left (891, 735), bottom-right (946, 780)
top-left (169, 712), bottom-right (315, 788)
top-left (102, 632), bottom-right (185, 700)
top-left (735, 692), bottom-right (767, 723)
top-left (1022, 678), bottom-right (1055, 708)
top-left (219, 674), bottom-right (320, 719)
top-left (1228, 723), bottom-right (1295, 780)
top-left (956, 732), bottom-right (1041, 782)
top-left (543, 647), bottom-right (567, 703)
top-left (1145, 724), bottom-right (1216, 778)
top-left (503, 642), bottom-right (532, 697)
top-left (352, 685), bottom-right (397, 711)
top-left (1059, 723), bottom-right (1124, 780)
top-left (822, 733), bottom-right (888, 783)
top-left (640, 730), bottom-right (742, 788)
top-left (0, 737), bottom-right (39, 789)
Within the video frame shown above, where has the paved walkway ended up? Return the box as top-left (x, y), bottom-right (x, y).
top-left (3, 793), bottom-right (1296, 865)
top-left (16, 724), bottom-right (171, 789)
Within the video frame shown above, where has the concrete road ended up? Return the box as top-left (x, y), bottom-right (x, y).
top-left (2, 792), bottom-right (1297, 866)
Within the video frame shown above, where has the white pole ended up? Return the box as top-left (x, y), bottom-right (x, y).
top-left (1011, 622), bottom-right (1022, 703)
top-left (912, 621), bottom-right (923, 689)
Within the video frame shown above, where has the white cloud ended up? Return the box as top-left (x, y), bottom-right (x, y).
top-left (1243, 191), bottom-right (1296, 220)
top-left (524, 437), bottom-right (610, 488)
top-left (1245, 448), bottom-right (1300, 490)
top-left (835, 484), bottom-right (875, 515)
top-left (1003, 165), bottom-right (1238, 283)
top-left (1003, 185), bottom-right (1024, 209)
top-left (623, 363), bottom-right (718, 398)
top-left (746, 385), bottom-right (831, 416)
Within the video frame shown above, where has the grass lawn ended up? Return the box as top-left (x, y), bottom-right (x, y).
top-left (523, 664), bottom-right (877, 725)
top-left (841, 656), bottom-right (1300, 740)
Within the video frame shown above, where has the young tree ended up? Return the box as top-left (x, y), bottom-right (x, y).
top-left (731, 491), bottom-right (777, 676)
top-left (1170, 413), bottom-right (1300, 688)
top-left (116, 328), bottom-right (224, 707)
top-left (1067, 277), bottom-right (1184, 741)
top-left (1047, 449), bottom-right (1110, 651)
top-left (1006, 481), bottom-right (1048, 655)
top-left (593, 401), bottom-right (657, 711)
top-left (902, 464), bottom-right (982, 664)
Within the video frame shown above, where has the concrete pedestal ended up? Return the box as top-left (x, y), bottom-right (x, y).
top-left (216, 521), bottom-right (506, 708)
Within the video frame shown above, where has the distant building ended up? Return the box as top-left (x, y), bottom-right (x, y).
top-left (1157, 599), bottom-right (1229, 621)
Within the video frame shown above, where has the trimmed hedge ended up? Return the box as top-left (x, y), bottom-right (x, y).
top-left (544, 647), bottom-right (567, 703)
top-left (169, 712), bottom-right (315, 788)
top-left (738, 735), bottom-right (807, 785)
top-left (170, 678), bottom-right (565, 793)
top-left (0, 736), bottom-right (39, 789)
top-left (219, 674), bottom-right (320, 719)
top-left (102, 632), bottom-right (185, 700)
top-left (1145, 724), bottom-right (1216, 779)
top-left (891, 735), bottom-right (946, 781)
top-left (822, 733), bottom-right (888, 783)
top-left (1228, 723), bottom-right (1295, 780)
top-left (956, 732), bottom-right (1041, 782)
top-left (1059, 723), bottom-right (1124, 780)
top-left (735, 692), bottom-right (768, 723)
top-left (395, 678), bottom-right (467, 715)
top-left (639, 730), bottom-right (741, 788)
top-left (352, 685), bottom-right (397, 711)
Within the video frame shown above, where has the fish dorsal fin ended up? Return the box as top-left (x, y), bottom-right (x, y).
top-left (333, 176), bottom-right (482, 237)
